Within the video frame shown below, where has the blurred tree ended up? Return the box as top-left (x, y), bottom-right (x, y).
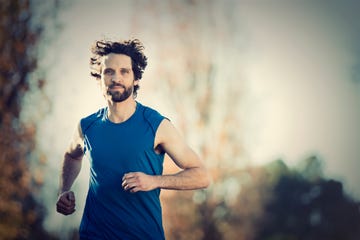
top-left (0, 0), bottom-right (60, 239)
top-left (297, 155), bottom-right (324, 181)
top-left (255, 156), bottom-right (360, 240)
top-left (143, 1), bottom-right (252, 239)
top-left (128, 2), bottom-right (360, 240)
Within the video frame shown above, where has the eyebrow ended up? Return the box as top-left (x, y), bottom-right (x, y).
top-left (102, 67), bottom-right (132, 75)
top-left (102, 68), bottom-right (114, 73)
top-left (103, 67), bottom-right (131, 71)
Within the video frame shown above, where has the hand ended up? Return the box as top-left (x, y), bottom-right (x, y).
top-left (56, 191), bottom-right (76, 215)
top-left (122, 172), bottom-right (158, 193)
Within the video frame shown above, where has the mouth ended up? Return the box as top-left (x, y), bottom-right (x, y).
top-left (109, 84), bottom-right (125, 90)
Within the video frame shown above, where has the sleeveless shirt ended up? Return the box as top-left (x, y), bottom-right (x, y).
top-left (79, 102), bottom-right (166, 240)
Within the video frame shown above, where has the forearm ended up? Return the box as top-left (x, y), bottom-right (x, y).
top-left (156, 167), bottom-right (210, 190)
top-left (59, 153), bottom-right (82, 194)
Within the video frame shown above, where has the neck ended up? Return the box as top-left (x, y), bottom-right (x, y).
top-left (107, 97), bottom-right (137, 123)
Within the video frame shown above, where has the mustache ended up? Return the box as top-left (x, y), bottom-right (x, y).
top-left (109, 83), bottom-right (126, 89)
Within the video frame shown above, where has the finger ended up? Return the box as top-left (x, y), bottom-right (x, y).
top-left (123, 181), bottom-right (138, 191)
top-left (56, 204), bottom-right (76, 215)
top-left (122, 176), bottom-right (138, 187)
top-left (57, 199), bottom-right (70, 208)
top-left (122, 173), bottom-right (132, 181)
top-left (123, 183), bottom-right (133, 191)
top-left (57, 195), bottom-right (76, 206)
top-left (57, 201), bottom-right (75, 209)
top-left (59, 194), bottom-right (71, 205)
top-left (67, 191), bottom-right (75, 202)
top-left (121, 179), bottom-right (127, 188)
top-left (123, 177), bottom-right (139, 187)
top-left (62, 210), bottom-right (75, 216)
top-left (57, 208), bottom-right (76, 215)
top-left (57, 205), bottom-right (74, 213)
top-left (130, 187), bottom-right (140, 193)
top-left (56, 203), bottom-right (75, 209)
top-left (123, 172), bottom-right (139, 181)
top-left (56, 204), bottom-right (75, 211)
top-left (59, 191), bottom-right (75, 205)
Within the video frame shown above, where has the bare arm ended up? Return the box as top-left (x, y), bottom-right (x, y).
top-left (56, 121), bottom-right (84, 215)
top-left (122, 119), bottom-right (210, 192)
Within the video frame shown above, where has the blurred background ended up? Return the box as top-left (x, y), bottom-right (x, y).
top-left (1, 0), bottom-right (360, 239)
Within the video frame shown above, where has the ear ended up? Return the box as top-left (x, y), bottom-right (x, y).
top-left (134, 79), bottom-right (139, 86)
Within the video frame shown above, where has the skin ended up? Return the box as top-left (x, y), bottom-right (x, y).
top-left (56, 53), bottom-right (210, 215)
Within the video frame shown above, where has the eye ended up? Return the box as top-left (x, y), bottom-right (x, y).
top-left (103, 68), bottom-right (114, 75)
top-left (120, 68), bottom-right (131, 75)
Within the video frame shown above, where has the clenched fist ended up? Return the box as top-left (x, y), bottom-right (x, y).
top-left (56, 191), bottom-right (76, 215)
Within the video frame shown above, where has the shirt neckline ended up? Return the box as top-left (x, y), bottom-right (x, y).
top-left (104, 101), bottom-right (140, 125)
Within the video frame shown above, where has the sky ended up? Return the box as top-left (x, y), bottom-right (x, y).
top-left (29, 0), bottom-right (360, 235)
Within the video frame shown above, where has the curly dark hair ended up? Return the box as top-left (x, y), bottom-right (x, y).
top-left (90, 39), bottom-right (148, 97)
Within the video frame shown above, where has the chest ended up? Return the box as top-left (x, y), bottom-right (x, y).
top-left (84, 121), bottom-right (155, 172)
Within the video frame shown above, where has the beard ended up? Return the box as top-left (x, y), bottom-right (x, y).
top-left (107, 84), bottom-right (133, 102)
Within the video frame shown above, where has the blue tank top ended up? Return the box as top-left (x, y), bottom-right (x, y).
top-left (79, 102), bottom-right (166, 240)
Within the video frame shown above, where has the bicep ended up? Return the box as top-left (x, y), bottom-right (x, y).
top-left (156, 119), bottom-right (203, 169)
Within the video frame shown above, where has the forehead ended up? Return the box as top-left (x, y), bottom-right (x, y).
top-left (101, 53), bottom-right (132, 68)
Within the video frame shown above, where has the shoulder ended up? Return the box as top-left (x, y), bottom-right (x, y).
top-left (137, 102), bottom-right (167, 134)
top-left (138, 102), bottom-right (164, 119)
top-left (80, 108), bottom-right (107, 134)
top-left (156, 119), bottom-right (178, 142)
top-left (81, 107), bottom-right (107, 121)
top-left (153, 118), bottom-right (178, 153)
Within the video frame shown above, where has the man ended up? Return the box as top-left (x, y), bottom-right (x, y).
top-left (56, 39), bottom-right (210, 239)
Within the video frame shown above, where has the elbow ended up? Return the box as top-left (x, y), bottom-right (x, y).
top-left (204, 173), bottom-right (211, 188)
top-left (64, 152), bottom-right (83, 162)
top-left (200, 169), bottom-right (211, 189)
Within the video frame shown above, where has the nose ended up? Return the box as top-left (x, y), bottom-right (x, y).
top-left (111, 72), bottom-right (122, 83)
